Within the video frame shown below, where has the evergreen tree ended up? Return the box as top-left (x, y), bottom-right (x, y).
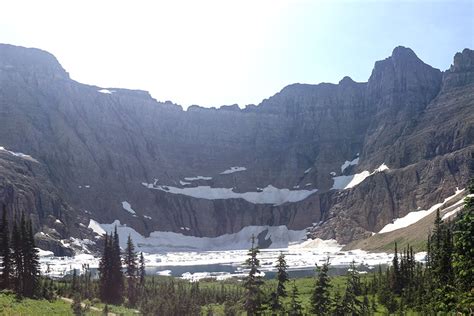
top-left (124, 235), bottom-right (138, 307)
top-left (332, 289), bottom-right (345, 316)
top-left (288, 282), bottom-right (303, 316)
top-left (269, 292), bottom-right (281, 314)
top-left (72, 292), bottom-right (84, 316)
top-left (71, 268), bottom-right (78, 294)
top-left (270, 252), bottom-right (289, 313)
top-left (110, 227), bottom-right (123, 304)
top-left (275, 252), bottom-right (289, 297)
top-left (347, 261), bottom-right (362, 296)
top-left (311, 260), bottom-right (332, 315)
top-left (11, 215), bottom-right (23, 296)
top-left (0, 205), bottom-right (11, 289)
top-left (362, 293), bottom-right (370, 315)
top-left (22, 218), bottom-right (40, 297)
top-left (391, 242), bottom-right (401, 293)
top-left (430, 209), bottom-right (443, 285)
top-left (452, 190), bottom-right (474, 293)
top-left (99, 228), bottom-right (124, 305)
top-left (341, 261), bottom-right (362, 315)
top-left (99, 233), bottom-right (112, 302)
top-left (243, 235), bottom-right (263, 315)
top-left (138, 252), bottom-right (146, 287)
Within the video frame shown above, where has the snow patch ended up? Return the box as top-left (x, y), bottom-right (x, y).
top-left (329, 171), bottom-right (336, 176)
top-left (374, 163), bottom-right (389, 172)
top-left (289, 238), bottom-right (342, 252)
top-left (144, 215), bottom-right (152, 220)
top-left (37, 248), bottom-right (54, 257)
top-left (157, 270), bottom-right (172, 276)
top-left (220, 166), bottom-right (247, 175)
top-left (88, 219), bottom-right (106, 236)
top-left (121, 201), bottom-right (137, 216)
top-left (331, 163), bottom-right (389, 190)
top-left (340, 157), bottom-right (359, 173)
top-left (378, 189), bottom-right (466, 234)
top-left (99, 220), bottom-right (307, 252)
top-left (304, 167), bottom-right (312, 174)
top-left (441, 193), bottom-right (473, 220)
top-left (415, 252), bottom-right (427, 262)
top-left (0, 146), bottom-right (38, 163)
top-left (343, 171), bottom-right (371, 189)
top-left (179, 180), bottom-right (191, 186)
top-left (142, 183), bottom-right (318, 206)
top-left (184, 176), bottom-right (213, 181)
top-left (442, 205), bottom-right (464, 220)
top-left (98, 89), bottom-right (114, 94)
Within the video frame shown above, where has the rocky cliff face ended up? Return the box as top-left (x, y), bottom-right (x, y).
top-left (0, 44), bottom-right (472, 253)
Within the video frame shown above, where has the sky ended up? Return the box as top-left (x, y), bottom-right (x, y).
top-left (0, 0), bottom-right (473, 109)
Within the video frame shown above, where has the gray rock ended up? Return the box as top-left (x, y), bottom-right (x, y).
top-left (0, 44), bottom-right (472, 251)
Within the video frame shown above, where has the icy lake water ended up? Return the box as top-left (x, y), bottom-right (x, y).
top-left (147, 263), bottom-right (382, 279)
top-left (39, 246), bottom-right (405, 281)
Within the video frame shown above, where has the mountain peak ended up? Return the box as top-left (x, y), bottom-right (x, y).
top-left (442, 48), bottom-right (474, 90)
top-left (0, 43), bottom-right (69, 80)
top-left (338, 76), bottom-right (356, 85)
top-left (451, 48), bottom-right (474, 72)
top-left (391, 46), bottom-right (418, 60)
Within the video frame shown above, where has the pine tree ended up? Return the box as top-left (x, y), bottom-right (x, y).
top-left (362, 293), bottom-right (370, 315)
top-left (22, 218), bottom-right (40, 297)
top-left (270, 252), bottom-right (289, 313)
top-left (243, 235), bottom-right (263, 315)
top-left (288, 282), bottom-right (303, 316)
top-left (71, 268), bottom-right (78, 294)
top-left (452, 191), bottom-right (474, 293)
top-left (72, 292), bottom-right (84, 316)
top-left (110, 227), bottom-right (123, 304)
top-left (332, 288), bottom-right (345, 316)
top-left (11, 216), bottom-right (23, 296)
top-left (341, 261), bottom-right (362, 315)
top-left (124, 235), bottom-right (138, 307)
top-left (99, 233), bottom-right (111, 302)
top-left (311, 260), bottom-right (332, 315)
top-left (431, 209), bottom-right (443, 285)
top-left (138, 252), bottom-right (145, 288)
top-left (275, 252), bottom-right (289, 297)
top-left (0, 205), bottom-right (11, 289)
top-left (391, 242), bottom-right (401, 294)
top-left (99, 228), bottom-right (124, 305)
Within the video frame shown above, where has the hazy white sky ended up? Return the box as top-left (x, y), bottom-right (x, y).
top-left (1, 0), bottom-right (473, 108)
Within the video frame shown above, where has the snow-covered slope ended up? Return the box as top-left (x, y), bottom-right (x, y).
top-left (99, 220), bottom-right (308, 252)
top-left (141, 183), bottom-right (318, 206)
top-left (378, 188), bottom-right (465, 234)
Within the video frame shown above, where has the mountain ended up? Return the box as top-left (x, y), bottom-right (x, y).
top-left (0, 44), bottom-right (472, 254)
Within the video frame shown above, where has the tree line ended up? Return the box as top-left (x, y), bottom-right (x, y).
top-left (0, 206), bottom-right (41, 298)
top-left (240, 181), bottom-right (473, 315)
top-left (1, 179), bottom-right (472, 315)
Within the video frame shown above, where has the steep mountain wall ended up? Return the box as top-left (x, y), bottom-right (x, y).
top-left (0, 44), bottom-right (472, 252)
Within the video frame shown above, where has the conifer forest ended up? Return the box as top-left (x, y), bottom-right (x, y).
top-left (0, 180), bottom-right (472, 315)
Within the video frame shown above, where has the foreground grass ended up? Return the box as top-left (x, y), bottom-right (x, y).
top-left (88, 301), bottom-right (138, 315)
top-left (0, 291), bottom-right (76, 315)
top-left (0, 291), bottom-right (137, 316)
top-left (1, 274), bottom-right (423, 315)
